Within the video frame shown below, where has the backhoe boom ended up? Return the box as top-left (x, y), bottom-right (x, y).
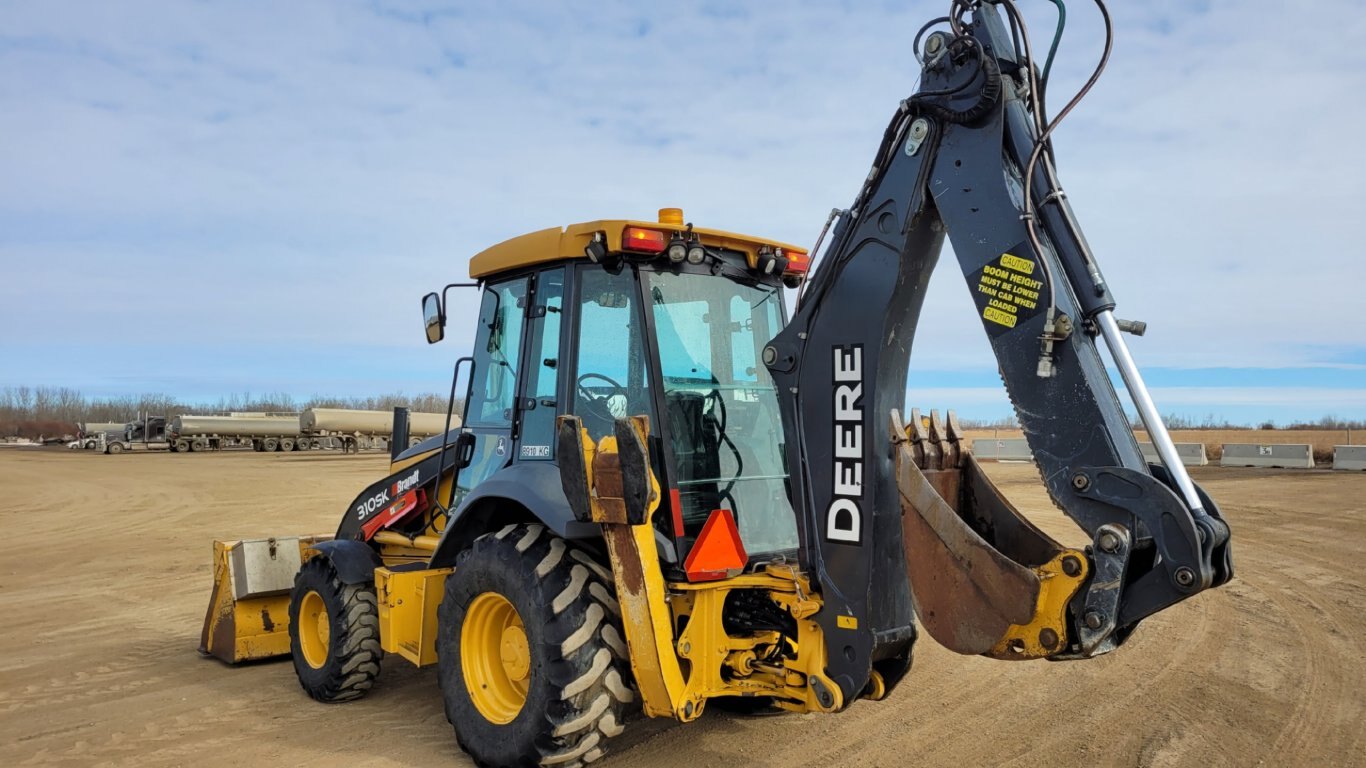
top-left (764, 0), bottom-right (1232, 706)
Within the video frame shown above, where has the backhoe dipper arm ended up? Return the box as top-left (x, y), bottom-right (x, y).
top-left (764, 0), bottom-right (1232, 705)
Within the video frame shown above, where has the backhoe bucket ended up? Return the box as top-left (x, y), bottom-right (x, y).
top-left (893, 411), bottom-right (1088, 660)
top-left (199, 536), bottom-right (328, 664)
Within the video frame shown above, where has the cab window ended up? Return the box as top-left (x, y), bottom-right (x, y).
top-left (573, 266), bottom-right (652, 441)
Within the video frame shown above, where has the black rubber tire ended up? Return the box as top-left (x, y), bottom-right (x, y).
top-left (288, 557), bottom-right (383, 703)
top-left (174, 439), bottom-right (189, 452)
top-left (281, 438), bottom-right (296, 452)
top-left (106, 442), bottom-right (124, 454)
top-left (263, 437), bottom-right (280, 452)
top-left (437, 523), bottom-right (635, 768)
top-left (192, 438), bottom-right (209, 452)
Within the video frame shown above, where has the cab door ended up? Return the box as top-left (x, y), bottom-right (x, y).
top-left (514, 268), bottom-right (565, 462)
top-left (453, 275), bottom-right (530, 504)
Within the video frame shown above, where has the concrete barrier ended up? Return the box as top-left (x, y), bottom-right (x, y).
top-left (971, 438), bottom-right (1032, 461)
top-left (1220, 443), bottom-right (1314, 469)
top-left (1333, 445), bottom-right (1366, 471)
top-left (1139, 442), bottom-right (1209, 467)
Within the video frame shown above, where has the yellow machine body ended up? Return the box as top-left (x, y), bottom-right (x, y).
top-left (201, 414), bottom-right (860, 723)
top-left (375, 566), bottom-right (452, 666)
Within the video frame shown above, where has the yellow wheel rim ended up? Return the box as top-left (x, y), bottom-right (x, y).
top-left (299, 590), bottom-right (331, 670)
top-left (462, 592), bottom-right (531, 724)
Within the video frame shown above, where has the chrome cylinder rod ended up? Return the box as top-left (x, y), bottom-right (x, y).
top-left (1095, 310), bottom-right (1206, 515)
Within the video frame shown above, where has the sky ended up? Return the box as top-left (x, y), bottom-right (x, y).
top-left (2, 0), bottom-right (1363, 424)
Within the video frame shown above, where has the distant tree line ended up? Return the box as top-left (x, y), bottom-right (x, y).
top-left (0, 386), bottom-right (462, 439)
top-left (5, 385), bottom-right (1361, 440)
top-left (1149, 412), bottom-right (1364, 431)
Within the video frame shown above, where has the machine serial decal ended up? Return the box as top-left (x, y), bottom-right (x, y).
top-left (827, 344), bottom-right (864, 544)
top-left (355, 487), bottom-right (390, 521)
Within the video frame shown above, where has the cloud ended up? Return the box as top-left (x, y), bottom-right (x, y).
top-left (1, 0), bottom-right (1361, 417)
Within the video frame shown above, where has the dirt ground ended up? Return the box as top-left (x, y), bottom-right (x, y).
top-left (1, 448), bottom-right (1362, 767)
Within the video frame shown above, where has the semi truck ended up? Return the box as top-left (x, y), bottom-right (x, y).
top-left (99, 415), bottom-right (169, 454)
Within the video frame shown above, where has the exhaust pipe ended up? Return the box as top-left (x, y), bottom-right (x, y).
top-left (391, 407), bottom-right (410, 461)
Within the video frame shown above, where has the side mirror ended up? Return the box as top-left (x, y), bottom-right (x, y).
top-left (422, 292), bottom-right (444, 344)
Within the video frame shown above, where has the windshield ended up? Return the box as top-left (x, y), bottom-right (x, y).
top-left (645, 270), bottom-right (797, 556)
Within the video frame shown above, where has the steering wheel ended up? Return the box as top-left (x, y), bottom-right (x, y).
top-left (576, 373), bottom-right (629, 418)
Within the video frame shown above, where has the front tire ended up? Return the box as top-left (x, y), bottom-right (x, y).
top-left (288, 557), bottom-right (383, 702)
top-left (438, 523), bottom-right (635, 768)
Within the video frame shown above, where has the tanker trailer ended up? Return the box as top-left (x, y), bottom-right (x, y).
top-left (167, 415), bottom-right (307, 452)
top-left (298, 408), bottom-right (461, 453)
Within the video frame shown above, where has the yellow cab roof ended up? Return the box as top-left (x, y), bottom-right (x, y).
top-left (468, 208), bottom-right (806, 280)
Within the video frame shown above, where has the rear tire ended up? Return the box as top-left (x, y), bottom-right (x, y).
top-left (288, 557), bottom-right (383, 702)
top-left (174, 439), bottom-right (189, 452)
top-left (264, 437), bottom-right (280, 452)
top-left (438, 523), bottom-right (635, 768)
top-left (281, 438), bottom-right (296, 452)
top-left (193, 438), bottom-right (209, 452)
top-left (107, 443), bottom-right (125, 454)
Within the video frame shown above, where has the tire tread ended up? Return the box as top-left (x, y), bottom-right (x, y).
top-left (289, 557), bottom-right (382, 703)
top-left (438, 524), bottom-right (635, 768)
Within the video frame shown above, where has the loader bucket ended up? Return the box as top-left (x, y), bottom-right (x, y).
top-left (199, 536), bottom-right (329, 664)
top-left (893, 411), bottom-right (1088, 660)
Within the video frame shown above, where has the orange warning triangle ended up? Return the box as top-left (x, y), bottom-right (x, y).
top-left (684, 508), bottom-right (748, 582)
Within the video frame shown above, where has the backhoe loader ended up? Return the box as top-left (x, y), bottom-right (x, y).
top-left (200, 1), bottom-right (1233, 765)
